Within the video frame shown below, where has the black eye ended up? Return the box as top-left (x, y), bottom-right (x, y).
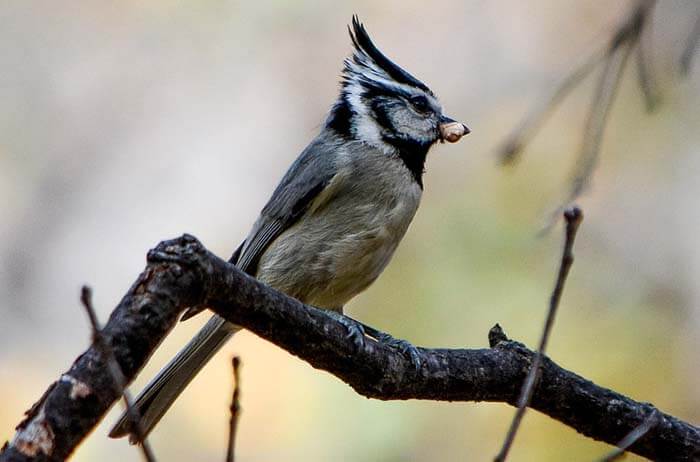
top-left (409, 95), bottom-right (430, 113)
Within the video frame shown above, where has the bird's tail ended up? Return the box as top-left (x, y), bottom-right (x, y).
top-left (109, 315), bottom-right (239, 440)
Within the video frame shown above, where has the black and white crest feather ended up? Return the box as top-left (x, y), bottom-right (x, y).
top-left (346, 15), bottom-right (431, 94)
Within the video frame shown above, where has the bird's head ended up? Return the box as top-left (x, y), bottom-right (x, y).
top-left (326, 16), bottom-right (469, 157)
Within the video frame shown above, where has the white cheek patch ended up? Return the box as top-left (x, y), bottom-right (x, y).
top-left (354, 116), bottom-right (383, 146)
top-left (344, 79), bottom-right (394, 153)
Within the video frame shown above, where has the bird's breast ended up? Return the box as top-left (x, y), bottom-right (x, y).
top-left (257, 154), bottom-right (422, 311)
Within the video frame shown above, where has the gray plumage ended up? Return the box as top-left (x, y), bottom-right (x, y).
top-left (110, 16), bottom-right (468, 440)
top-left (256, 132), bottom-right (422, 310)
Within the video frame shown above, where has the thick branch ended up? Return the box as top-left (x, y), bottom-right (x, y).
top-left (1, 235), bottom-right (698, 461)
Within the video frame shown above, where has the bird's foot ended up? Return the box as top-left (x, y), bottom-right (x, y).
top-left (325, 311), bottom-right (367, 350)
top-left (362, 324), bottom-right (422, 370)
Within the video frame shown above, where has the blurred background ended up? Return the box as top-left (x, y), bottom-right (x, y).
top-left (1, 0), bottom-right (698, 460)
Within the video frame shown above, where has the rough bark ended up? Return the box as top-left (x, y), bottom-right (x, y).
top-left (1, 235), bottom-right (698, 461)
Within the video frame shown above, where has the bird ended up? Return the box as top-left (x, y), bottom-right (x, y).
top-left (110, 15), bottom-right (469, 441)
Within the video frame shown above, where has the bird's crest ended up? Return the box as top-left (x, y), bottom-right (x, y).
top-left (344, 16), bottom-right (432, 95)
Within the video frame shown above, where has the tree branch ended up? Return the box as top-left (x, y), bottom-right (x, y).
top-left (79, 286), bottom-right (156, 462)
top-left (680, 9), bottom-right (700, 75)
top-left (1, 234), bottom-right (698, 461)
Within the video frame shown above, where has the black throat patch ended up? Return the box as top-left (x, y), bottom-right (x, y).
top-left (383, 136), bottom-right (430, 188)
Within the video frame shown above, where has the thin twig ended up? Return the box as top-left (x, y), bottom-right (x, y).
top-left (498, 46), bottom-right (607, 165)
top-left (597, 409), bottom-right (660, 461)
top-left (498, 0), bottom-right (656, 166)
top-left (501, 1), bottom-right (662, 236)
top-left (80, 286), bottom-right (157, 462)
top-left (225, 357), bottom-right (242, 462)
top-left (493, 207), bottom-right (583, 462)
top-left (680, 10), bottom-right (700, 75)
top-left (635, 27), bottom-right (660, 112)
top-left (537, 40), bottom-right (633, 235)
top-left (538, 5), bottom-right (650, 234)
top-left (563, 0), bottom-right (656, 208)
top-left (566, 37), bottom-right (635, 203)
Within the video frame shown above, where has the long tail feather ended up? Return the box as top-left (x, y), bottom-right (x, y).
top-left (109, 315), bottom-right (239, 440)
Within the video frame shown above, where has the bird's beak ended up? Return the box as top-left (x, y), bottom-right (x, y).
top-left (438, 115), bottom-right (470, 143)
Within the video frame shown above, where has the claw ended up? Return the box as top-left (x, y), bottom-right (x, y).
top-left (360, 324), bottom-right (422, 370)
top-left (325, 311), bottom-right (367, 350)
top-left (377, 333), bottom-right (422, 370)
top-left (323, 313), bottom-right (422, 369)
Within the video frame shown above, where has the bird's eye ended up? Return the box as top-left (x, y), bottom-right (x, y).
top-left (409, 95), bottom-right (430, 114)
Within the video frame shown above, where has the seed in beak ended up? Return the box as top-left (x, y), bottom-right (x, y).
top-left (439, 122), bottom-right (470, 143)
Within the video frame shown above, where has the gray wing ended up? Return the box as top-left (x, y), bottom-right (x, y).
top-left (181, 134), bottom-right (339, 322)
top-left (234, 134), bottom-right (339, 275)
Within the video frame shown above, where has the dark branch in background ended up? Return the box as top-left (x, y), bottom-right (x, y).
top-left (498, 46), bottom-right (606, 165)
top-left (225, 357), bottom-right (242, 462)
top-left (494, 207), bottom-right (583, 462)
top-left (499, 0), bottom-right (658, 227)
top-left (680, 10), bottom-right (700, 75)
top-left (0, 234), bottom-right (698, 462)
top-left (635, 29), bottom-right (660, 112)
top-left (559, 38), bottom-right (633, 221)
top-left (79, 287), bottom-right (157, 462)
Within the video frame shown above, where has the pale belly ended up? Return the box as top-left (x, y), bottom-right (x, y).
top-left (256, 173), bottom-right (421, 311)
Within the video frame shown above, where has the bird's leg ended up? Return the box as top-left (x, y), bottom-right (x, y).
top-left (359, 322), bottom-right (422, 369)
top-left (324, 310), bottom-right (368, 350)
top-left (323, 312), bottom-right (421, 369)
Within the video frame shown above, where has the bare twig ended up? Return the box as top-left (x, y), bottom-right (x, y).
top-left (498, 0), bottom-right (656, 166)
top-left (533, 1), bottom-right (655, 234)
top-left (566, 37), bottom-right (634, 203)
top-left (635, 28), bottom-right (660, 112)
top-left (680, 10), bottom-right (700, 75)
top-left (560, 1), bottom-right (654, 217)
top-left (494, 207), bottom-right (583, 462)
top-left (598, 409), bottom-right (660, 461)
top-left (79, 286), bottom-right (156, 462)
top-left (498, 46), bottom-right (607, 165)
top-left (225, 357), bottom-right (242, 462)
top-left (500, 1), bottom-right (664, 235)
